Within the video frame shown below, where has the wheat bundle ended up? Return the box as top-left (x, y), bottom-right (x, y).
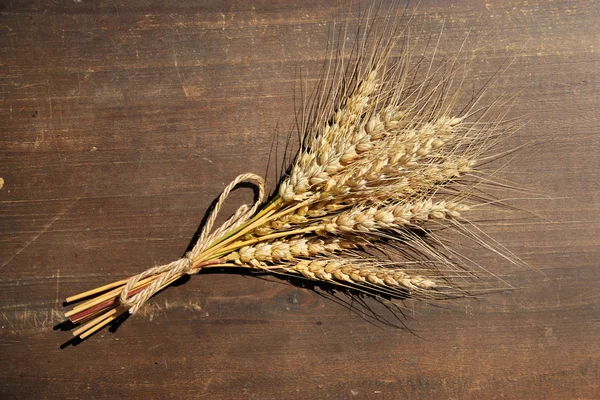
top-left (63, 7), bottom-right (523, 340)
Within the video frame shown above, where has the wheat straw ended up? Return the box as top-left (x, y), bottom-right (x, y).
top-left (62, 5), bottom-right (522, 341)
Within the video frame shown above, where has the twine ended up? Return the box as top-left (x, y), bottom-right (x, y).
top-left (119, 173), bottom-right (265, 314)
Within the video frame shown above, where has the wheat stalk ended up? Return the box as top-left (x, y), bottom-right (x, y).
top-left (62, 7), bottom-right (521, 341)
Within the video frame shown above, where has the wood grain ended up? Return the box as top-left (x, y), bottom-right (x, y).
top-left (1, 0), bottom-right (599, 399)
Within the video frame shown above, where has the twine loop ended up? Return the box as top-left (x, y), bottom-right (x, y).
top-left (120, 173), bottom-right (265, 314)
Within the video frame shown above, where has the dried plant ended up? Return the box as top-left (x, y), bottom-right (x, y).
top-left (63, 6), bottom-right (523, 340)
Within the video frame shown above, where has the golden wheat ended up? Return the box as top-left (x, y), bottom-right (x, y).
top-left (62, 6), bottom-right (521, 341)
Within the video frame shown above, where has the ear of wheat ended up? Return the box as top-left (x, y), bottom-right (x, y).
top-left (63, 8), bottom-right (522, 340)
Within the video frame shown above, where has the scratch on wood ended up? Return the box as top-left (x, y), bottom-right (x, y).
top-left (55, 269), bottom-right (60, 306)
top-left (172, 49), bottom-right (189, 98)
top-left (0, 199), bottom-right (78, 269)
top-left (135, 299), bottom-right (205, 321)
top-left (2, 308), bottom-right (64, 331)
top-left (202, 377), bottom-right (213, 393)
top-left (2, 311), bottom-right (16, 330)
top-left (136, 154), bottom-right (144, 181)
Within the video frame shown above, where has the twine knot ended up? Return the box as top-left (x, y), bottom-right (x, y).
top-left (119, 173), bottom-right (265, 314)
top-left (182, 252), bottom-right (196, 274)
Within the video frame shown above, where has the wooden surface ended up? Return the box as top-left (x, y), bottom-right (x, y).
top-left (1, 0), bottom-right (599, 399)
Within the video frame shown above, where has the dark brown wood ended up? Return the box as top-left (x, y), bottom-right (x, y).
top-left (1, 0), bottom-right (599, 398)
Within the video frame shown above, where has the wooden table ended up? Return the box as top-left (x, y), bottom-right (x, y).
top-left (1, 1), bottom-right (598, 398)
